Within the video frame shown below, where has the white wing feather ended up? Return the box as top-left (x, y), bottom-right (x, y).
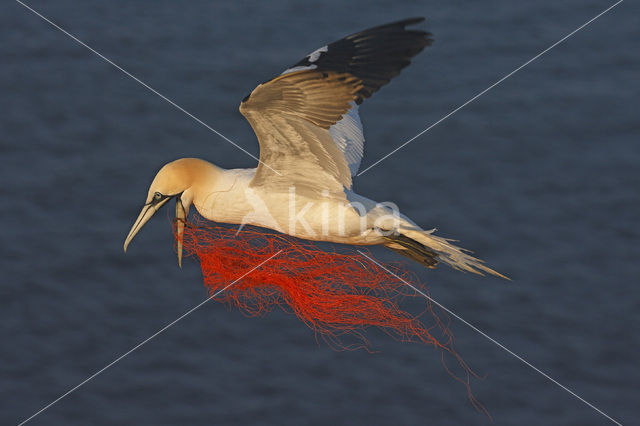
top-left (329, 102), bottom-right (364, 176)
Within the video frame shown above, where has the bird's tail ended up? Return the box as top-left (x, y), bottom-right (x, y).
top-left (383, 226), bottom-right (508, 279)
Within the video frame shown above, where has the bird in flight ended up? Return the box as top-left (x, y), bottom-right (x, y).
top-left (124, 17), bottom-right (505, 278)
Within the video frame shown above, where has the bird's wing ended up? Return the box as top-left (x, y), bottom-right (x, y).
top-left (240, 18), bottom-right (432, 195)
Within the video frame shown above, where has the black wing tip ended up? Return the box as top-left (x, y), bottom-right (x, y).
top-left (275, 17), bottom-right (434, 104)
top-left (402, 16), bottom-right (425, 24)
top-left (345, 18), bottom-right (433, 103)
top-left (370, 17), bottom-right (425, 28)
top-left (400, 16), bottom-right (434, 47)
top-left (347, 17), bottom-right (433, 54)
top-left (355, 16), bottom-right (432, 38)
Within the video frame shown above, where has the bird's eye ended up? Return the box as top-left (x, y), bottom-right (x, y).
top-left (154, 192), bottom-right (163, 200)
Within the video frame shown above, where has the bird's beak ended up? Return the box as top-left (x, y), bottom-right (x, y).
top-left (175, 195), bottom-right (189, 268)
top-left (123, 197), bottom-right (170, 254)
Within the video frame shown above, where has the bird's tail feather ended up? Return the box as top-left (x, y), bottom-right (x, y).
top-left (383, 227), bottom-right (508, 279)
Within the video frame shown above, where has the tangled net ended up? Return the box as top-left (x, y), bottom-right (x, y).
top-left (175, 218), bottom-right (486, 415)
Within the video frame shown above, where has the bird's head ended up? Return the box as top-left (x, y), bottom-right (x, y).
top-left (124, 158), bottom-right (214, 267)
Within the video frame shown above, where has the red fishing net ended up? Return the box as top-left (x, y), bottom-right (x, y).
top-left (175, 218), bottom-right (486, 415)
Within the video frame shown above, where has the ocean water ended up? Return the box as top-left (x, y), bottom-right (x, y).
top-left (2, 1), bottom-right (639, 424)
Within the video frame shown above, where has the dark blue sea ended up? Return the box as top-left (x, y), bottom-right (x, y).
top-left (2, 1), bottom-right (638, 424)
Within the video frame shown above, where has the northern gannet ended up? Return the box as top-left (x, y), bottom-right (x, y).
top-left (124, 18), bottom-right (505, 278)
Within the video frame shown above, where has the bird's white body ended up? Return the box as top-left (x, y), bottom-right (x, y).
top-left (190, 164), bottom-right (397, 245)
